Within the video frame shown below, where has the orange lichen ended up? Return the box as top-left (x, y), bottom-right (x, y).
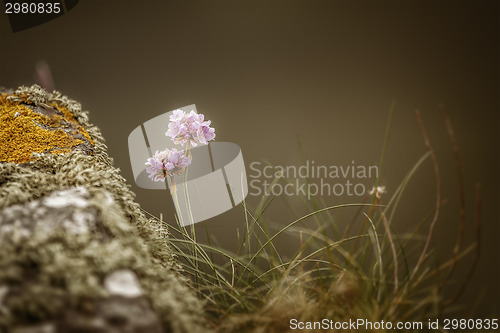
top-left (0, 93), bottom-right (94, 164)
top-left (47, 101), bottom-right (95, 145)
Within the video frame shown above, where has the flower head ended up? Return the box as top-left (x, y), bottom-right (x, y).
top-left (145, 148), bottom-right (191, 182)
top-left (165, 109), bottom-right (216, 147)
top-left (369, 186), bottom-right (386, 199)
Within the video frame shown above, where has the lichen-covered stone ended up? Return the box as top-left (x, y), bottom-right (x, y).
top-left (0, 89), bottom-right (94, 164)
top-left (0, 188), bottom-right (163, 332)
top-left (0, 85), bottom-right (208, 332)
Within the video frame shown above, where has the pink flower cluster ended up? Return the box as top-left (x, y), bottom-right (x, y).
top-left (145, 109), bottom-right (215, 183)
top-left (145, 148), bottom-right (192, 182)
top-left (165, 110), bottom-right (216, 147)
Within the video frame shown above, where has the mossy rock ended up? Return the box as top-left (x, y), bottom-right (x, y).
top-left (0, 85), bottom-right (208, 332)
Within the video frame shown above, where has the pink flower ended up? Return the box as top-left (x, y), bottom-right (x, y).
top-left (145, 148), bottom-right (191, 182)
top-left (165, 110), bottom-right (216, 147)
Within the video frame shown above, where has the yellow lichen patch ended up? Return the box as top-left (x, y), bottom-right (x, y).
top-left (0, 93), bottom-right (93, 164)
top-left (47, 102), bottom-right (95, 145)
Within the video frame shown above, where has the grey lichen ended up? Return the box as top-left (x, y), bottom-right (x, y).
top-left (0, 85), bottom-right (209, 332)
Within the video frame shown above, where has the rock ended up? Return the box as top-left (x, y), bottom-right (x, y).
top-left (0, 87), bottom-right (95, 164)
top-left (0, 86), bottom-right (208, 332)
top-left (12, 323), bottom-right (55, 333)
top-left (104, 270), bottom-right (143, 299)
top-left (0, 187), bottom-right (101, 243)
top-left (60, 297), bottom-right (162, 333)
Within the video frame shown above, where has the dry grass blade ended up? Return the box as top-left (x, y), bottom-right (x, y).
top-left (445, 184), bottom-right (482, 306)
top-left (440, 104), bottom-right (467, 290)
top-left (379, 206), bottom-right (399, 292)
top-left (411, 109), bottom-right (441, 280)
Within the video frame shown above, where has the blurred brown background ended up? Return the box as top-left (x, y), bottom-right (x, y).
top-left (1, 1), bottom-right (498, 317)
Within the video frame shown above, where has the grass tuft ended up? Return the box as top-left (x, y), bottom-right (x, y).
top-left (143, 108), bottom-right (483, 332)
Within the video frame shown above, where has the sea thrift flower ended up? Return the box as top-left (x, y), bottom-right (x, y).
top-left (145, 148), bottom-right (191, 182)
top-left (369, 186), bottom-right (386, 199)
top-left (165, 109), bottom-right (216, 147)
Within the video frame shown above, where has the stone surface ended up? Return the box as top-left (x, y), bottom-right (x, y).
top-left (0, 88), bottom-right (95, 164)
top-left (60, 297), bottom-right (162, 333)
top-left (0, 187), bottom-right (100, 243)
top-left (104, 270), bottom-right (143, 298)
top-left (0, 187), bottom-right (176, 332)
